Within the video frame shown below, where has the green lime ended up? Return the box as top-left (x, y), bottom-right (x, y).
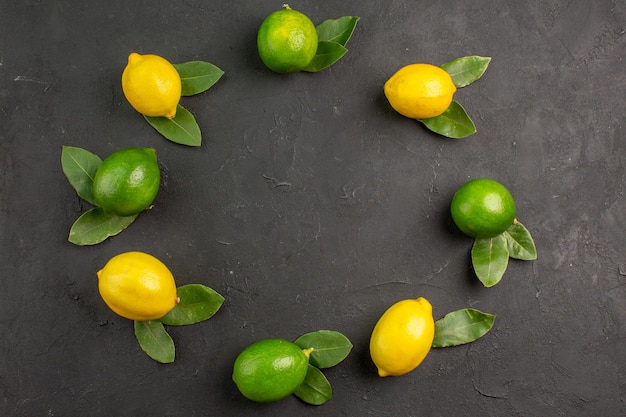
top-left (450, 178), bottom-right (516, 238)
top-left (92, 148), bottom-right (160, 216)
top-left (232, 338), bottom-right (310, 402)
top-left (257, 5), bottom-right (318, 73)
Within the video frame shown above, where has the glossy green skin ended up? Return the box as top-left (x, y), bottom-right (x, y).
top-left (92, 148), bottom-right (160, 216)
top-left (257, 9), bottom-right (318, 73)
top-left (232, 338), bottom-right (309, 402)
top-left (450, 178), bottom-right (516, 238)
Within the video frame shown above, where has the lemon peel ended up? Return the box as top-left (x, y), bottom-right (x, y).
top-left (369, 297), bottom-right (435, 377)
top-left (97, 251), bottom-right (178, 321)
top-left (384, 63), bottom-right (456, 119)
top-left (121, 52), bottom-right (181, 118)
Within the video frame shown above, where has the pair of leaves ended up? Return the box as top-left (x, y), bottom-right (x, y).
top-left (471, 220), bottom-right (538, 287)
top-left (417, 55), bottom-right (491, 139)
top-left (143, 61), bottom-right (224, 147)
top-left (432, 308), bottom-right (495, 348)
top-left (134, 284), bottom-right (224, 363)
top-left (291, 330), bottom-right (353, 405)
top-left (62, 146), bottom-right (140, 245)
top-left (303, 16), bottom-right (359, 72)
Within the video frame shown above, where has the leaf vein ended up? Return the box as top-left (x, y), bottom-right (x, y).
top-left (68, 153), bottom-right (96, 181)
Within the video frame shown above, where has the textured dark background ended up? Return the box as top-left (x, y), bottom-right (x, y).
top-left (1, 1), bottom-right (624, 416)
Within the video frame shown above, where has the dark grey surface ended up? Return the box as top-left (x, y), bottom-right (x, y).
top-left (1, 1), bottom-right (624, 416)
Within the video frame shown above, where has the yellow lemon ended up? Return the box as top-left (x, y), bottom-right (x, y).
top-left (121, 52), bottom-right (181, 118)
top-left (369, 297), bottom-right (435, 377)
top-left (97, 251), bottom-right (178, 321)
top-left (384, 63), bottom-right (456, 119)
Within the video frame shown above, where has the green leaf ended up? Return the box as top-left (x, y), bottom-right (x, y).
top-left (505, 221), bottom-right (537, 260)
top-left (144, 104), bottom-right (201, 146)
top-left (159, 284), bottom-right (224, 326)
top-left (61, 146), bottom-right (102, 205)
top-left (418, 101), bottom-right (476, 139)
top-left (302, 41), bottom-right (348, 73)
top-left (134, 320), bottom-right (175, 363)
top-left (471, 234), bottom-right (509, 287)
top-left (432, 308), bottom-right (496, 348)
top-left (173, 61), bottom-right (224, 96)
top-left (293, 365), bottom-right (332, 406)
top-left (68, 207), bottom-right (137, 245)
top-left (441, 56), bottom-right (491, 88)
top-left (315, 16), bottom-right (360, 46)
top-left (294, 330), bottom-right (352, 368)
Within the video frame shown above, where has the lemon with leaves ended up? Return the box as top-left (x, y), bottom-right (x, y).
top-left (450, 178), bottom-right (517, 238)
top-left (257, 5), bottom-right (318, 73)
top-left (92, 147), bottom-right (160, 217)
top-left (384, 63), bottom-right (456, 119)
top-left (97, 251), bottom-right (179, 321)
top-left (121, 52), bottom-right (181, 118)
top-left (370, 297), bottom-right (435, 377)
top-left (233, 338), bottom-right (311, 402)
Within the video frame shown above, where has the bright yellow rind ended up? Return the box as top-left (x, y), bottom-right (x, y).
top-left (384, 63), bottom-right (456, 119)
top-left (97, 251), bottom-right (178, 321)
top-left (369, 297), bottom-right (435, 377)
top-left (121, 52), bottom-right (181, 118)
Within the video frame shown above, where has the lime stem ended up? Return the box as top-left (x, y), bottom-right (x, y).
top-left (302, 348), bottom-right (314, 359)
top-left (283, 4), bottom-right (291, 10)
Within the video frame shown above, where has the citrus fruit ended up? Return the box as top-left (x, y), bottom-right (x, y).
top-left (92, 147), bottom-right (160, 217)
top-left (97, 251), bottom-right (179, 321)
top-left (450, 178), bottom-right (517, 238)
top-left (369, 297), bottom-right (435, 377)
top-left (121, 52), bottom-right (181, 118)
top-left (384, 63), bottom-right (456, 119)
top-left (257, 5), bottom-right (318, 73)
top-left (232, 338), bottom-right (310, 402)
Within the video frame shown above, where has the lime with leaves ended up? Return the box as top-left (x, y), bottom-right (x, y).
top-left (233, 338), bottom-right (310, 402)
top-left (257, 5), bottom-right (318, 73)
top-left (451, 178), bottom-right (516, 238)
top-left (92, 148), bottom-right (160, 217)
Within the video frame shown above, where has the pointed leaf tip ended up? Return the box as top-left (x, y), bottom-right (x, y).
top-left (471, 234), bottom-right (509, 287)
top-left (294, 330), bottom-right (352, 368)
top-left (134, 320), bottom-right (175, 363)
top-left (61, 146), bottom-right (102, 205)
top-left (159, 284), bottom-right (224, 326)
top-left (293, 365), bottom-right (332, 405)
top-left (505, 221), bottom-right (537, 260)
top-left (144, 104), bottom-right (201, 146)
top-left (418, 101), bottom-right (476, 139)
top-left (441, 56), bottom-right (492, 88)
top-left (433, 308), bottom-right (495, 347)
top-left (173, 61), bottom-right (224, 96)
top-left (68, 208), bottom-right (137, 246)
